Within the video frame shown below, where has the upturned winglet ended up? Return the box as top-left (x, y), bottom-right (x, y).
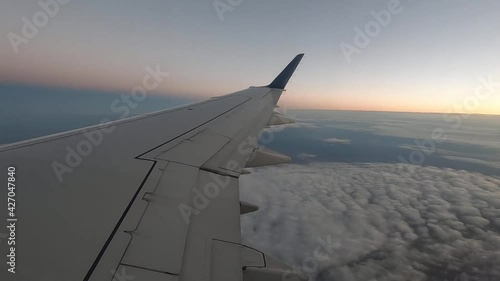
top-left (267, 53), bottom-right (305, 90)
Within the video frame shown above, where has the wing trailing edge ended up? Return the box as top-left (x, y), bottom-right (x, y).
top-left (267, 112), bottom-right (295, 126)
top-left (245, 148), bottom-right (291, 168)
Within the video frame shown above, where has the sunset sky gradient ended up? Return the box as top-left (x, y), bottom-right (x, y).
top-left (1, 0), bottom-right (499, 114)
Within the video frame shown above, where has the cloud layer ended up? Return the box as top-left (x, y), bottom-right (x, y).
top-left (240, 163), bottom-right (500, 281)
top-left (323, 138), bottom-right (352, 144)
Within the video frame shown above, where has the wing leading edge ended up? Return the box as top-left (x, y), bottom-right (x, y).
top-left (0, 54), bottom-right (307, 281)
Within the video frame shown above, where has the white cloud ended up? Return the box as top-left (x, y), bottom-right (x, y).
top-left (298, 153), bottom-right (317, 159)
top-left (240, 163), bottom-right (500, 281)
top-left (323, 138), bottom-right (351, 145)
top-left (442, 155), bottom-right (500, 170)
top-left (265, 121), bottom-right (320, 133)
top-left (285, 122), bottom-right (321, 129)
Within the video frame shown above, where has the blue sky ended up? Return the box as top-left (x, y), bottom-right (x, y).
top-left (1, 0), bottom-right (500, 114)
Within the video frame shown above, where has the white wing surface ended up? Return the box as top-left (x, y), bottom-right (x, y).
top-left (0, 54), bottom-right (306, 281)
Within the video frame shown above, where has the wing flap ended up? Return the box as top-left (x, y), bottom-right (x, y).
top-left (0, 94), bottom-right (249, 281)
top-left (121, 162), bottom-right (198, 274)
top-left (155, 130), bottom-right (230, 167)
top-left (114, 264), bottom-right (178, 281)
top-left (0, 54), bottom-right (305, 281)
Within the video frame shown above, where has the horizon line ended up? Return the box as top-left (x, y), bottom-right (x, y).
top-left (2, 82), bottom-right (498, 117)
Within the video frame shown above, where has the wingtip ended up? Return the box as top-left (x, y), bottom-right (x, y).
top-left (267, 53), bottom-right (305, 90)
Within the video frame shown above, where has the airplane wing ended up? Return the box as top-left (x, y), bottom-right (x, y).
top-left (0, 54), bottom-right (307, 281)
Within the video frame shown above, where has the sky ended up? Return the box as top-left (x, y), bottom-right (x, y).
top-left (1, 0), bottom-right (500, 114)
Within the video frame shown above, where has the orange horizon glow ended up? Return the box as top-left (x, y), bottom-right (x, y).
top-left (2, 48), bottom-right (499, 117)
top-left (279, 90), bottom-right (500, 116)
top-left (2, 1), bottom-right (500, 118)
top-left (2, 76), bottom-right (499, 116)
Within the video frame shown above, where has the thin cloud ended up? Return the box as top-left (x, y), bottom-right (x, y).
top-left (298, 153), bottom-right (317, 160)
top-left (323, 138), bottom-right (352, 145)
